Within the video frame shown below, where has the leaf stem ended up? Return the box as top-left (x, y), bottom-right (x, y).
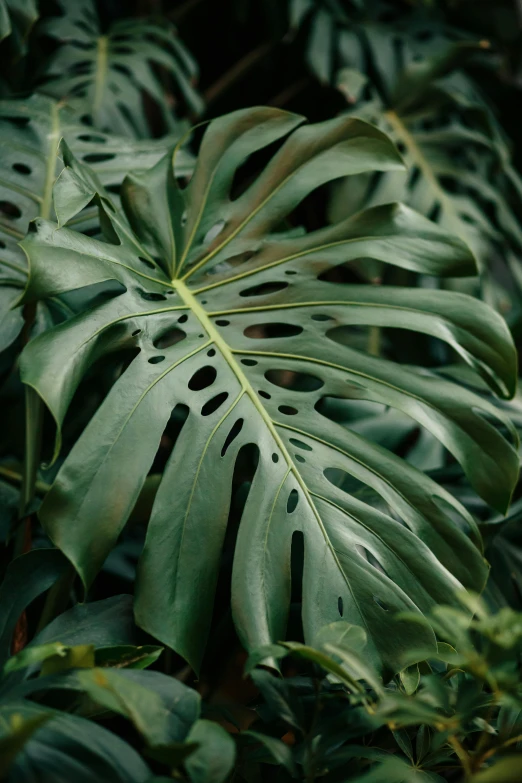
top-left (0, 465), bottom-right (50, 495)
top-left (448, 735), bottom-right (473, 780)
top-left (36, 566), bottom-right (76, 634)
top-left (93, 35), bottom-right (109, 122)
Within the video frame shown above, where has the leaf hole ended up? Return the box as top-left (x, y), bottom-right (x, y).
top-left (241, 358), bottom-right (257, 366)
top-left (272, 453), bottom-right (279, 463)
top-left (153, 327), bottom-right (186, 349)
top-left (132, 329), bottom-right (141, 337)
top-left (0, 201), bottom-right (22, 219)
top-left (13, 162), bottom-right (31, 175)
top-left (258, 390), bottom-right (271, 399)
top-left (294, 454), bottom-right (305, 463)
top-left (311, 313), bottom-right (333, 322)
top-left (77, 133), bottom-right (107, 143)
top-left (202, 391), bottom-right (229, 416)
top-left (148, 355), bottom-right (165, 364)
top-left (324, 467), bottom-right (367, 496)
top-left (338, 596), bottom-right (344, 617)
top-left (373, 596), bottom-right (390, 612)
top-left (178, 314), bottom-right (188, 323)
top-left (83, 153), bottom-right (116, 163)
top-left (265, 369), bottom-right (323, 392)
top-left (289, 437), bottom-right (312, 452)
top-left (215, 319), bottom-right (230, 326)
top-left (356, 545), bottom-right (387, 575)
top-left (244, 323), bottom-right (303, 339)
top-left (239, 281), bottom-right (289, 297)
top-left (221, 418), bottom-right (244, 457)
top-left (138, 256), bottom-right (155, 270)
top-left (188, 365), bottom-right (217, 391)
top-left (136, 288), bottom-right (167, 302)
top-left (428, 203), bottom-right (441, 223)
top-left (207, 348), bottom-right (216, 357)
top-left (278, 405), bottom-right (298, 416)
top-left (287, 489), bottom-right (299, 513)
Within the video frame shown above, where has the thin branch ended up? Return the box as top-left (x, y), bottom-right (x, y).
top-left (204, 42), bottom-right (274, 104)
top-left (268, 78), bottom-right (310, 108)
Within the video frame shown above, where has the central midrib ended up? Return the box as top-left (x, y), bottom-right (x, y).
top-left (172, 279), bottom-right (360, 604)
top-left (93, 35), bottom-right (109, 119)
top-left (41, 101), bottom-right (60, 221)
top-left (385, 109), bottom-right (465, 241)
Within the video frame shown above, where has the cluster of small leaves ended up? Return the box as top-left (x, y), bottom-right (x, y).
top-left (0, 550), bottom-right (235, 782)
top-left (243, 595), bottom-right (522, 781)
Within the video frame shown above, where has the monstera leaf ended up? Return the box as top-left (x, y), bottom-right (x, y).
top-left (38, 0), bottom-right (203, 137)
top-left (331, 46), bottom-right (522, 316)
top-left (290, 0), bottom-right (468, 87)
top-left (18, 108), bottom-right (518, 675)
top-left (0, 0), bottom-right (37, 57)
top-left (292, 1), bottom-right (522, 313)
top-left (0, 94), bottom-right (192, 352)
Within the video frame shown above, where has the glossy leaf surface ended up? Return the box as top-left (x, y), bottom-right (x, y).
top-left (19, 107), bottom-right (518, 674)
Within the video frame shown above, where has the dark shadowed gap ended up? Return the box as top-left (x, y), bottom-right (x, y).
top-left (149, 403), bottom-right (190, 475)
top-left (229, 134), bottom-right (294, 202)
top-left (288, 530), bottom-right (305, 643)
top-left (199, 443), bottom-right (260, 682)
top-left (43, 343), bottom-right (141, 474)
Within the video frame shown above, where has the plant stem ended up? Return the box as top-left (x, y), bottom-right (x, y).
top-left (448, 735), bottom-right (473, 780)
top-left (367, 325), bottom-right (381, 357)
top-left (0, 465), bottom-right (50, 495)
top-left (203, 41), bottom-right (273, 104)
top-left (36, 567), bottom-right (76, 634)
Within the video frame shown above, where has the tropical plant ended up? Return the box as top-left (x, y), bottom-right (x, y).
top-left (0, 0), bottom-right (37, 57)
top-left (0, 94), bottom-right (192, 353)
top-left (244, 594), bottom-right (522, 781)
top-left (1, 1), bottom-right (522, 781)
top-left (38, 0), bottom-right (203, 137)
top-left (18, 107), bottom-right (519, 678)
top-left (292, 0), bottom-right (522, 317)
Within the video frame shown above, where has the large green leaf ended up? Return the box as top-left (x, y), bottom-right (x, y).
top-left (292, 2), bottom-right (522, 314)
top-left (0, 548), bottom-right (68, 668)
top-left (290, 0), bottom-right (469, 90)
top-left (19, 107), bottom-right (518, 675)
top-left (0, 94), bottom-right (191, 352)
top-left (13, 667), bottom-right (201, 746)
top-left (38, 0), bottom-right (203, 137)
top-left (0, 0), bottom-right (38, 57)
top-left (28, 594), bottom-right (138, 649)
top-left (185, 720), bottom-right (236, 783)
top-left (332, 52), bottom-right (522, 311)
top-left (0, 701), bottom-right (151, 782)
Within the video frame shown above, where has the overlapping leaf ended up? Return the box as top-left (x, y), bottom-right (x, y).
top-left (0, 0), bottom-right (37, 57)
top-left (331, 48), bottom-right (522, 315)
top-left (38, 0), bottom-right (203, 137)
top-left (0, 94), bottom-right (191, 352)
top-left (19, 107), bottom-right (519, 675)
top-left (290, 0), bottom-right (468, 88)
top-left (292, 2), bottom-right (522, 314)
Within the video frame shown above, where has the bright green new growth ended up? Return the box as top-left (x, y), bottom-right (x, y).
top-left (18, 107), bottom-right (518, 676)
